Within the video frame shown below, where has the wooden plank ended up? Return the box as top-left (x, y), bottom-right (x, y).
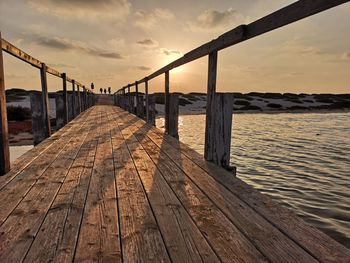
top-left (0, 111), bottom-right (91, 225)
top-left (109, 108), bottom-right (170, 262)
top-left (148, 95), bottom-right (156, 126)
top-left (55, 93), bottom-right (64, 130)
top-left (67, 94), bottom-right (73, 122)
top-left (40, 63), bottom-right (51, 137)
top-left (205, 93), bottom-right (235, 169)
top-left (116, 111), bottom-right (261, 262)
top-left (72, 80), bottom-right (76, 118)
top-left (145, 79), bottom-right (149, 123)
top-left (30, 92), bottom-right (50, 145)
top-left (168, 93), bottom-right (179, 139)
top-left (122, 114), bottom-right (319, 262)
top-left (128, 112), bottom-right (350, 263)
top-left (23, 113), bottom-right (96, 262)
top-left (136, 94), bottom-right (144, 118)
top-left (0, 33), bottom-right (10, 175)
top-left (0, 113), bottom-right (92, 262)
top-left (164, 71), bottom-right (170, 134)
top-left (0, 110), bottom-right (90, 191)
top-left (75, 108), bottom-right (121, 262)
top-left (62, 73), bottom-right (68, 124)
top-left (77, 84), bottom-right (81, 114)
top-left (1, 38), bottom-right (41, 68)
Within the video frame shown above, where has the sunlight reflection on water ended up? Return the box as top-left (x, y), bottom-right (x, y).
top-left (157, 112), bottom-right (350, 248)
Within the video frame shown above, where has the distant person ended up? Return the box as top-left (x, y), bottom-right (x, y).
top-left (100, 88), bottom-right (103, 94)
top-left (108, 87), bottom-right (111, 94)
top-left (104, 88), bottom-right (107, 94)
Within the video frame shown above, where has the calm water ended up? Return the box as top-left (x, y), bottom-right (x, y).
top-left (157, 112), bottom-right (350, 248)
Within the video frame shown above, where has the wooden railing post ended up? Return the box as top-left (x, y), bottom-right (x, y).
top-left (83, 87), bottom-right (87, 111)
top-left (61, 73), bottom-right (68, 124)
top-left (164, 71), bottom-right (170, 133)
top-left (148, 95), bottom-right (156, 126)
top-left (0, 33), bottom-right (10, 175)
top-left (67, 94), bottom-right (73, 121)
top-left (122, 88), bottom-right (126, 110)
top-left (77, 85), bottom-right (81, 114)
top-left (145, 78), bottom-right (149, 123)
top-left (55, 93), bottom-right (64, 129)
top-left (39, 63), bottom-right (51, 137)
top-left (30, 92), bottom-right (50, 145)
top-left (168, 94), bottom-right (179, 139)
top-left (204, 51), bottom-right (234, 170)
top-left (127, 84), bottom-right (131, 113)
top-left (72, 80), bottom-right (76, 118)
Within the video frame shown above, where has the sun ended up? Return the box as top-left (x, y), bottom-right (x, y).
top-left (161, 55), bottom-right (185, 74)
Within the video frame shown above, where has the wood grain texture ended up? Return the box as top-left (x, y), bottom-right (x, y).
top-left (40, 63), bottom-right (51, 138)
top-left (1, 105), bottom-right (349, 262)
top-left (128, 109), bottom-right (350, 263)
top-left (0, 34), bottom-right (10, 175)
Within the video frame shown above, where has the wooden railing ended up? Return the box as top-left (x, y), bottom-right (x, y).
top-left (114, 0), bottom-right (349, 170)
top-left (0, 33), bottom-right (95, 175)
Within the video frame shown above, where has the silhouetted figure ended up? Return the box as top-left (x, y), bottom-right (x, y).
top-left (100, 88), bottom-right (103, 94)
top-left (104, 88), bottom-right (107, 94)
top-left (91, 82), bottom-right (94, 90)
top-left (108, 87), bottom-right (111, 94)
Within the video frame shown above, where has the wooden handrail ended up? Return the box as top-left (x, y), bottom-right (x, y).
top-left (1, 38), bottom-right (91, 92)
top-left (118, 0), bottom-right (349, 91)
top-left (114, 0), bottom-right (350, 169)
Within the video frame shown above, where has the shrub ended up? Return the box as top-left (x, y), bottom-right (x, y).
top-left (267, 103), bottom-right (283, 108)
top-left (234, 100), bottom-right (250, 106)
top-left (6, 106), bottom-right (31, 121)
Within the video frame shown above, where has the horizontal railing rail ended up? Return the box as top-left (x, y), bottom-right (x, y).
top-left (1, 38), bottom-right (91, 89)
top-left (0, 33), bottom-right (96, 175)
top-left (114, 0), bottom-right (349, 170)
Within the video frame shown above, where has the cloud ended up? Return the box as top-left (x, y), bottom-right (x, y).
top-left (187, 8), bottom-right (245, 32)
top-left (279, 38), bottom-right (328, 57)
top-left (136, 38), bottom-right (159, 47)
top-left (134, 8), bottom-right (174, 29)
top-left (27, 0), bottom-right (131, 21)
top-left (162, 49), bottom-right (180, 56)
top-left (134, 66), bottom-right (151, 71)
top-left (33, 35), bottom-right (123, 59)
top-left (47, 63), bottom-right (76, 69)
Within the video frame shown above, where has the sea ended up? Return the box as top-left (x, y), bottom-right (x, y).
top-left (157, 112), bottom-right (350, 248)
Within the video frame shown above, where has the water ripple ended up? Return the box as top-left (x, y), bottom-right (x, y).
top-left (162, 112), bottom-right (350, 248)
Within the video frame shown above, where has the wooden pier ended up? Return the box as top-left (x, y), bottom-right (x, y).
top-left (0, 105), bottom-right (349, 262)
top-left (1, 0), bottom-right (350, 261)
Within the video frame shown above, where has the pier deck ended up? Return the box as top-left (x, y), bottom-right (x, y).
top-left (0, 105), bottom-right (349, 262)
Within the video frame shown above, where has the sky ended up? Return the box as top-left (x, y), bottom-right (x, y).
top-left (0, 0), bottom-right (349, 94)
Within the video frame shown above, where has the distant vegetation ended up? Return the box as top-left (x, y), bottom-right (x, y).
top-left (6, 106), bottom-right (31, 121)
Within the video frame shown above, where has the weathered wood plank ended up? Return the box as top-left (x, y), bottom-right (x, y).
top-left (72, 80), bottom-right (76, 118)
top-left (0, 33), bottom-right (10, 175)
top-left (205, 93), bottom-right (234, 169)
top-left (164, 71), bottom-right (170, 133)
top-left (30, 93), bottom-right (50, 145)
top-left (62, 73), bottom-right (68, 124)
top-left (0, 110), bottom-right (90, 190)
top-left (40, 63), bottom-right (51, 138)
top-left (75, 109), bottom-right (121, 262)
top-left (168, 93), bottom-right (179, 139)
top-left (123, 114), bottom-right (319, 262)
top-left (128, 110), bottom-right (350, 263)
top-left (109, 108), bottom-right (170, 262)
top-left (23, 113), bottom-right (96, 262)
top-left (55, 93), bottom-right (64, 130)
top-left (116, 112), bottom-right (257, 262)
top-left (0, 113), bottom-right (91, 262)
top-left (0, 111), bottom-right (91, 225)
